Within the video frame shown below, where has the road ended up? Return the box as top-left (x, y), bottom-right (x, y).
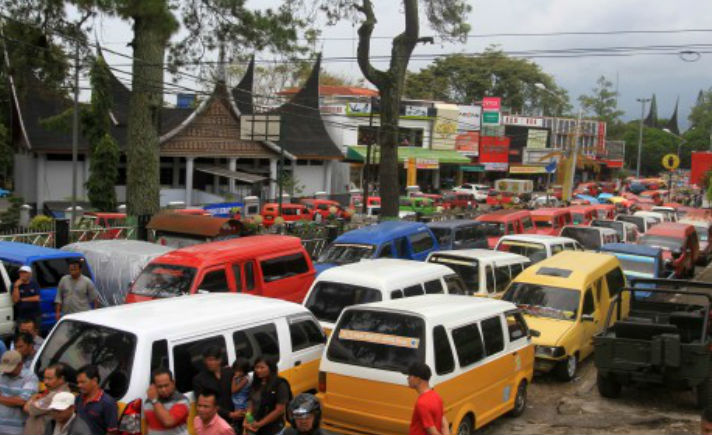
top-left (324, 264), bottom-right (711, 435)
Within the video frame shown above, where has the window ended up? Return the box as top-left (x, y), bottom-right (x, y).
top-left (233, 330), bottom-right (255, 361)
top-left (409, 232), bottom-right (434, 254)
top-left (130, 264), bottom-right (197, 298)
top-left (424, 280), bottom-right (444, 294)
top-left (510, 263), bottom-right (525, 277)
top-left (595, 279), bottom-right (602, 302)
top-left (232, 265), bottom-right (242, 292)
top-left (481, 317), bottom-right (505, 356)
top-left (247, 323), bottom-right (280, 361)
top-left (394, 237), bottom-right (408, 257)
top-left (261, 253), bottom-right (309, 283)
top-left (551, 244), bottom-right (564, 255)
top-left (197, 269), bottom-right (229, 293)
top-left (2, 261), bottom-right (20, 286)
top-left (33, 259), bottom-right (91, 289)
top-left (485, 266), bottom-right (495, 293)
top-left (378, 244), bottom-right (393, 258)
top-left (506, 312), bottom-right (528, 342)
top-left (582, 289), bottom-right (595, 315)
top-left (494, 265), bottom-right (511, 293)
top-left (290, 319), bottom-right (326, 352)
top-left (452, 323), bottom-right (484, 367)
top-left (151, 340), bottom-right (169, 377)
top-left (305, 282), bottom-right (381, 323)
top-left (433, 326), bottom-right (454, 375)
top-left (522, 217), bottom-right (534, 231)
top-left (507, 223), bottom-right (516, 234)
top-left (403, 284), bottom-right (424, 297)
top-left (391, 290), bottom-right (403, 299)
top-left (244, 262), bottom-right (255, 290)
top-left (172, 336), bottom-right (227, 393)
top-left (605, 267), bottom-right (625, 297)
top-left (443, 275), bottom-right (467, 295)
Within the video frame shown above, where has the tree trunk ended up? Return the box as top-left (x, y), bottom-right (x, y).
top-left (378, 84), bottom-right (401, 218)
top-left (126, 14), bottom-right (167, 216)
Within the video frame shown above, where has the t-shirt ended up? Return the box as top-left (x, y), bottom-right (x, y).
top-left (75, 389), bottom-right (118, 435)
top-left (55, 275), bottom-right (98, 315)
top-left (408, 390), bottom-right (444, 435)
top-left (231, 373), bottom-right (252, 411)
top-left (145, 391), bottom-right (190, 435)
top-left (0, 368), bottom-right (39, 435)
top-left (15, 281), bottom-right (40, 320)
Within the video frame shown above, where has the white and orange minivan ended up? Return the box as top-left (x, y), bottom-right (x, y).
top-left (318, 295), bottom-right (535, 435)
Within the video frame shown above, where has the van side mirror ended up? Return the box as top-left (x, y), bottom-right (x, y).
top-left (528, 329), bottom-right (541, 338)
top-left (581, 314), bottom-right (595, 322)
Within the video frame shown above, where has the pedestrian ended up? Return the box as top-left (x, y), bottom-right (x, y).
top-left (0, 350), bottom-right (38, 435)
top-left (13, 319), bottom-right (43, 352)
top-left (283, 393), bottom-right (322, 435)
top-left (229, 358), bottom-right (251, 433)
top-left (75, 364), bottom-right (118, 435)
top-left (145, 368), bottom-right (190, 435)
top-left (23, 363), bottom-right (71, 435)
top-left (54, 260), bottom-right (99, 320)
top-left (12, 266), bottom-right (40, 324)
top-left (13, 333), bottom-right (36, 371)
top-left (193, 390), bottom-right (235, 435)
top-left (192, 346), bottom-right (234, 421)
top-left (407, 362), bottom-right (449, 435)
top-left (243, 356), bottom-right (290, 435)
top-left (42, 392), bottom-right (93, 435)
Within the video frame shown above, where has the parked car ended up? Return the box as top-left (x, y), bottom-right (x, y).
top-left (261, 203), bottom-right (312, 227)
top-left (454, 183), bottom-right (490, 202)
top-left (531, 208), bottom-right (572, 236)
top-left (639, 190), bottom-right (663, 206)
top-left (575, 182), bottom-right (601, 197)
top-left (560, 226), bottom-right (619, 250)
top-left (441, 191), bottom-right (476, 210)
top-left (599, 243), bottom-right (670, 284)
top-left (638, 222), bottom-right (700, 278)
top-left (634, 210), bottom-right (667, 224)
top-left (76, 212), bottom-right (128, 239)
top-left (567, 205), bottom-right (597, 226)
top-left (426, 220), bottom-right (489, 250)
top-left (591, 219), bottom-right (639, 243)
top-left (399, 196), bottom-right (436, 216)
top-left (476, 210), bottom-right (536, 248)
top-left (652, 206), bottom-right (679, 222)
top-left (680, 218), bottom-right (712, 265)
top-left (495, 235), bottom-right (583, 264)
top-left (300, 198), bottom-right (351, 221)
top-left (615, 214), bottom-right (657, 234)
top-left (593, 204), bottom-right (616, 220)
top-left (529, 195), bottom-right (561, 208)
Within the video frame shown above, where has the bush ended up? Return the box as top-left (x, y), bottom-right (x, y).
top-left (29, 215), bottom-right (54, 232)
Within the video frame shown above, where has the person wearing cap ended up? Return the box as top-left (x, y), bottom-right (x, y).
top-left (54, 259), bottom-right (100, 320)
top-left (283, 393), bottom-right (323, 435)
top-left (12, 266), bottom-right (40, 324)
top-left (0, 350), bottom-right (39, 435)
top-left (42, 392), bottom-right (92, 435)
top-left (407, 362), bottom-right (449, 435)
top-left (75, 364), bottom-right (118, 435)
top-left (23, 363), bottom-right (71, 435)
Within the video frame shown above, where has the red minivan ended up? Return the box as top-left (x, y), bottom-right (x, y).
top-left (567, 205), bottom-right (596, 226)
top-left (638, 223), bottom-right (700, 278)
top-left (261, 203), bottom-right (312, 227)
top-left (126, 235), bottom-right (315, 304)
top-left (593, 204), bottom-right (616, 220)
top-left (531, 208), bottom-right (573, 236)
top-left (475, 210), bottom-right (536, 248)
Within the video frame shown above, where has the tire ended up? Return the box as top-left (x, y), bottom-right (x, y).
top-left (509, 380), bottom-right (528, 417)
top-left (697, 377), bottom-right (711, 409)
top-left (597, 373), bottom-right (622, 398)
top-left (455, 415), bottom-right (473, 435)
top-left (555, 355), bottom-right (577, 382)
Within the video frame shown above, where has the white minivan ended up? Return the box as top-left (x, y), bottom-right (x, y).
top-left (303, 259), bottom-right (468, 332)
top-left (494, 235), bottom-right (583, 264)
top-left (32, 294), bottom-right (325, 432)
top-left (426, 249), bottom-right (530, 297)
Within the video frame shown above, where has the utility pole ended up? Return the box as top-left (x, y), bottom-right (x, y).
top-left (70, 41), bottom-right (80, 228)
top-left (636, 97), bottom-right (651, 178)
top-left (567, 109), bottom-right (583, 202)
top-left (362, 96), bottom-right (375, 214)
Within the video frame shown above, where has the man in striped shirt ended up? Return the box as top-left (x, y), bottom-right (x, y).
top-left (145, 368), bottom-right (189, 435)
top-left (0, 350), bottom-right (38, 435)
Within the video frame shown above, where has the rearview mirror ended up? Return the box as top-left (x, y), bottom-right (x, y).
top-left (581, 314), bottom-right (595, 322)
top-left (528, 329), bottom-right (541, 338)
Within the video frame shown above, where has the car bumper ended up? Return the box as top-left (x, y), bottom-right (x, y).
top-left (534, 356), bottom-right (564, 373)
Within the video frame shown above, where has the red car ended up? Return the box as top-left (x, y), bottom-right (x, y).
top-left (593, 204), bottom-right (616, 220)
top-left (575, 182), bottom-right (601, 197)
top-left (441, 191), bottom-right (476, 210)
top-left (261, 203), bottom-right (312, 227)
top-left (567, 205), bottom-right (596, 226)
top-left (639, 223), bottom-right (700, 278)
top-left (299, 199), bottom-right (351, 220)
top-left (79, 212), bottom-right (127, 239)
top-left (485, 190), bottom-right (519, 207)
top-left (531, 208), bottom-right (573, 236)
top-left (475, 210), bottom-right (535, 248)
top-left (639, 190), bottom-right (664, 206)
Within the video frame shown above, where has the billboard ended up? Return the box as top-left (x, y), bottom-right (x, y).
top-left (432, 104), bottom-right (459, 150)
top-left (502, 115), bottom-right (544, 127)
top-left (479, 136), bottom-right (510, 164)
top-left (482, 97), bottom-right (501, 111)
top-left (527, 129), bottom-right (549, 149)
top-left (458, 105), bottom-right (481, 132)
top-left (455, 132), bottom-right (480, 155)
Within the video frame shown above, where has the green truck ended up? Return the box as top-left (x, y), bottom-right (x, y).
top-left (594, 278), bottom-right (712, 407)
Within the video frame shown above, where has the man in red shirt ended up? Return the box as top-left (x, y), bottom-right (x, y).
top-left (407, 363), bottom-right (449, 435)
top-left (145, 368), bottom-right (190, 435)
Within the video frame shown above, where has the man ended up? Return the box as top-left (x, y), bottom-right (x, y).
top-left (42, 392), bottom-right (93, 435)
top-left (0, 350), bottom-right (38, 435)
top-left (193, 390), bottom-right (235, 435)
top-left (23, 363), bottom-right (71, 435)
top-left (55, 260), bottom-right (99, 320)
top-left (15, 319), bottom-right (43, 352)
top-left (284, 393), bottom-right (323, 435)
top-left (145, 368), bottom-right (190, 435)
top-left (12, 266), bottom-right (40, 324)
top-left (407, 362), bottom-right (449, 435)
top-left (191, 346), bottom-right (233, 421)
top-left (13, 334), bottom-right (35, 371)
top-left (75, 364), bottom-right (118, 435)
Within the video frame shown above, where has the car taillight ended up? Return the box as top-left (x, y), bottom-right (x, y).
top-left (318, 371), bottom-right (327, 393)
top-left (118, 399), bottom-right (142, 435)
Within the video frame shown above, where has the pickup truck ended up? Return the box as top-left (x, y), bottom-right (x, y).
top-left (594, 278), bottom-right (712, 408)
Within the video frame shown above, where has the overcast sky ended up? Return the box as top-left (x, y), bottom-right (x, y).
top-left (90, 0), bottom-right (712, 131)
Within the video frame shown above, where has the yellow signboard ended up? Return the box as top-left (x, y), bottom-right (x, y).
top-left (339, 329), bottom-right (421, 349)
top-left (662, 153), bottom-right (680, 171)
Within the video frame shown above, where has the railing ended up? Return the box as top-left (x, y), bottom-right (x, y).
top-left (0, 231), bottom-right (55, 247)
top-left (70, 226), bottom-right (137, 243)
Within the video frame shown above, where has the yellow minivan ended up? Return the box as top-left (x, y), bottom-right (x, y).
top-left (502, 251), bottom-right (629, 381)
top-left (318, 295), bottom-right (535, 435)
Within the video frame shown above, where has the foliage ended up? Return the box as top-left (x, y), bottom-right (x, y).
top-left (278, 172), bottom-right (304, 197)
top-left (578, 75), bottom-right (624, 125)
top-left (706, 170), bottom-right (712, 204)
top-left (621, 123), bottom-right (678, 175)
top-left (29, 214), bottom-right (54, 232)
top-left (0, 125), bottom-right (12, 187)
top-left (0, 196), bottom-right (23, 231)
top-left (87, 134), bottom-right (120, 211)
top-left (405, 49), bottom-right (571, 115)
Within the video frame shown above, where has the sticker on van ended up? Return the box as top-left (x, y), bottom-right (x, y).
top-left (338, 329), bottom-right (420, 349)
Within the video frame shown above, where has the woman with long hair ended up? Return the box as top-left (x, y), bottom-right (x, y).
top-left (243, 357), bottom-right (291, 435)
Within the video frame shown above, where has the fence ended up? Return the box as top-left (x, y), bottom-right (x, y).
top-left (0, 224), bottom-right (137, 248)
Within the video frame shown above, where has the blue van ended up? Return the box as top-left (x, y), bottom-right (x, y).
top-left (0, 242), bottom-right (94, 333)
top-left (600, 243), bottom-right (672, 297)
top-left (314, 221), bottom-right (440, 274)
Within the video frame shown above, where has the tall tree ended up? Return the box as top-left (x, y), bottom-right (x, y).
top-left (578, 75), bottom-right (623, 125)
top-left (321, 0), bottom-right (472, 217)
top-left (405, 49), bottom-right (570, 115)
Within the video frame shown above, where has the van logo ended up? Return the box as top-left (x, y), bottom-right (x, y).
top-left (503, 385), bottom-right (511, 402)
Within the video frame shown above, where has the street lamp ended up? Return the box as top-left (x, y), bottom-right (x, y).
top-left (661, 128), bottom-right (686, 202)
top-left (636, 98), bottom-right (651, 178)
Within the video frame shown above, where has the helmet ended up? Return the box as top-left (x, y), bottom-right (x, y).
top-left (287, 393), bottom-right (321, 430)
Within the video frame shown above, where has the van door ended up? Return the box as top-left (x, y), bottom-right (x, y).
top-left (504, 311), bottom-right (532, 401)
top-left (0, 264), bottom-right (13, 337)
top-left (579, 287), bottom-right (599, 358)
top-left (259, 252), bottom-right (313, 303)
top-left (479, 316), bottom-right (512, 419)
top-left (286, 316), bottom-right (326, 395)
top-left (194, 266), bottom-right (231, 294)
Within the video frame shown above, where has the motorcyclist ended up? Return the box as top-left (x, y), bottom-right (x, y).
top-left (283, 393), bottom-right (322, 435)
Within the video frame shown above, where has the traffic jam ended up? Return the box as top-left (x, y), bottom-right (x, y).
top-left (5, 176), bottom-right (712, 435)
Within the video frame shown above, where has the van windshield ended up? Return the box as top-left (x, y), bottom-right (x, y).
top-left (32, 259), bottom-right (91, 288)
top-left (638, 235), bottom-right (683, 252)
top-left (592, 220), bottom-right (624, 240)
top-left (503, 283), bottom-right (579, 320)
top-left (561, 227), bottom-right (602, 250)
top-left (429, 255), bottom-right (479, 290)
top-left (477, 221), bottom-right (505, 237)
top-left (36, 320), bottom-right (136, 400)
top-left (615, 255), bottom-right (657, 277)
top-left (429, 228), bottom-right (452, 247)
top-left (571, 213), bottom-right (586, 225)
top-left (317, 244), bottom-right (375, 265)
top-left (497, 241), bottom-right (547, 263)
top-left (130, 264), bottom-right (197, 298)
top-left (533, 218), bottom-right (553, 228)
top-left (617, 215), bottom-right (645, 232)
top-left (327, 309), bottom-right (425, 372)
top-left (305, 282), bottom-right (381, 323)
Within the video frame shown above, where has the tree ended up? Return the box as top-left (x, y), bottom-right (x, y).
top-left (621, 123), bottom-right (677, 175)
top-left (578, 75), bottom-right (624, 125)
top-left (320, 0), bottom-right (472, 217)
top-left (405, 49), bottom-right (571, 115)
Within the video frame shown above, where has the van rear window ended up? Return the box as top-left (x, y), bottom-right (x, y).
top-left (33, 259), bottom-right (91, 288)
top-left (305, 282), bottom-right (381, 323)
top-left (131, 264), bottom-right (197, 298)
top-left (327, 310), bottom-right (425, 373)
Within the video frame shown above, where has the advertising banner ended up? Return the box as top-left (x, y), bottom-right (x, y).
top-left (479, 136), bottom-right (510, 163)
top-left (503, 115), bottom-right (544, 127)
top-left (483, 162), bottom-right (509, 172)
top-left (482, 97), bottom-right (501, 111)
top-left (482, 111), bottom-right (501, 125)
top-left (432, 104), bottom-right (459, 150)
top-left (455, 132), bottom-right (480, 155)
top-left (458, 105), bottom-right (481, 132)
top-left (527, 130), bottom-right (549, 149)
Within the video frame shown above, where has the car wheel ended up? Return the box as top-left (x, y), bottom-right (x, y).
top-left (555, 354), bottom-right (577, 382)
top-left (455, 415), bottom-right (473, 435)
top-left (597, 373), bottom-right (622, 398)
top-left (509, 380), bottom-right (528, 417)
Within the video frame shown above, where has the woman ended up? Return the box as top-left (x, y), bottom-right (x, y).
top-left (243, 357), bottom-right (291, 435)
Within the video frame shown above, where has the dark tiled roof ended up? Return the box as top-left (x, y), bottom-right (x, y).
top-left (232, 57), bottom-right (254, 115)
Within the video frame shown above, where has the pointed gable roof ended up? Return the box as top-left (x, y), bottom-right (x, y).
top-left (644, 94), bottom-right (658, 128)
top-left (665, 97), bottom-right (680, 136)
top-left (232, 56), bottom-right (255, 115)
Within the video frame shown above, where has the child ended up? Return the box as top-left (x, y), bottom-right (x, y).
top-left (230, 358), bottom-right (252, 433)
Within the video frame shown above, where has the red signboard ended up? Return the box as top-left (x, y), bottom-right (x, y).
top-left (479, 136), bottom-right (510, 164)
top-left (482, 97), bottom-right (501, 111)
top-left (691, 151), bottom-right (712, 187)
top-left (455, 132), bottom-right (480, 154)
top-left (600, 159), bottom-right (624, 168)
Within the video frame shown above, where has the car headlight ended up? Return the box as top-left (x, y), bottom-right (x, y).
top-left (535, 345), bottom-right (566, 358)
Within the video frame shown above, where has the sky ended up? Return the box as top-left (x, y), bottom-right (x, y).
top-left (87, 0), bottom-right (712, 131)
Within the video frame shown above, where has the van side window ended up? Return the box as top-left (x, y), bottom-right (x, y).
top-left (232, 330), bottom-right (255, 361)
top-left (424, 280), bottom-right (444, 295)
top-left (245, 262), bottom-right (255, 290)
top-left (522, 217), bottom-right (534, 231)
top-left (604, 267), bottom-right (625, 297)
top-left (261, 254), bottom-right (309, 283)
top-left (173, 336), bottom-right (227, 393)
top-left (481, 317), bottom-right (505, 355)
top-left (485, 266), bottom-right (494, 293)
top-left (551, 244), bottom-right (564, 254)
top-left (232, 265), bottom-right (242, 292)
top-left (494, 265), bottom-right (511, 293)
top-left (198, 269), bottom-right (229, 293)
top-left (394, 237), bottom-right (408, 258)
top-left (506, 312), bottom-right (528, 342)
top-left (248, 323), bottom-right (280, 361)
top-left (409, 232), bottom-right (434, 254)
top-left (290, 319), bottom-right (326, 352)
top-left (378, 243), bottom-right (393, 258)
top-left (452, 323), bottom-right (484, 367)
top-left (443, 275), bottom-right (467, 295)
top-left (433, 325), bottom-right (454, 375)
top-left (582, 289), bottom-right (595, 315)
top-left (404, 284), bottom-right (424, 297)
top-left (391, 290), bottom-right (403, 299)
top-left (510, 263), bottom-right (524, 277)
top-left (3, 261), bottom-right (21, 283)
top-left (150, 339), bottom-right (169, 377)
top-left (507, 223), bottom-right (516, 234)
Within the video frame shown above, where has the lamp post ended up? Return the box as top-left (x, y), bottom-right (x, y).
top-left (636, 98), bottom-right (651, 178)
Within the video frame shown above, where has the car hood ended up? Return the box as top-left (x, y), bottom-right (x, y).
top-left (522, 315), bottom-right (576, 347)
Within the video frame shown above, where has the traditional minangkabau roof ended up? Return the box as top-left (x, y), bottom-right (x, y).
top-left (232, 56), bottom-right (254, 115)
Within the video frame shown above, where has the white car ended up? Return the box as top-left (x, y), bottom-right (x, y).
top-left (529, 194), bottom-right (561, 208)
top-left (454, 183), bottom-right (490, 202)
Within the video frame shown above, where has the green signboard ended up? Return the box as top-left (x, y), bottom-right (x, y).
top-left (482, 111), bottom-right (500, 125)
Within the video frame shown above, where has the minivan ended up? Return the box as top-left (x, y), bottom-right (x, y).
top-left (530, 208), bottom-right (572, 236)
top-left (476, 210), bottom-right (536, 248)
top-left (319, 295), bottom-right (535, 435)
top-left (494, 235), bottom-right (583, 264)
top-left (560, 226), bottom-right (619, 250)
top-left (126, 235), bottom-right (315, 304)
top-left (638, 222), bottom-right (700, 278)
top-left (426, 220), bottom-right (489, 250)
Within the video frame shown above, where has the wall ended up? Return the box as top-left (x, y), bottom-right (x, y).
top-left (293, 163), bottom-right (326, 196)
top-left (44, 160), bottom-right (88, 202)
top-left (13, 154), bottom-right (36, 202)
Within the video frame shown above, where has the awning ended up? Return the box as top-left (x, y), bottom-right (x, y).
top-left (347, 145), bottom-right (471, 165)
top-left (195, 165), bottom-right (268, 183)
top-left (461, 165), bottom-right (485, 173)
top-left (509, 165), bottom-right (547, 174)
